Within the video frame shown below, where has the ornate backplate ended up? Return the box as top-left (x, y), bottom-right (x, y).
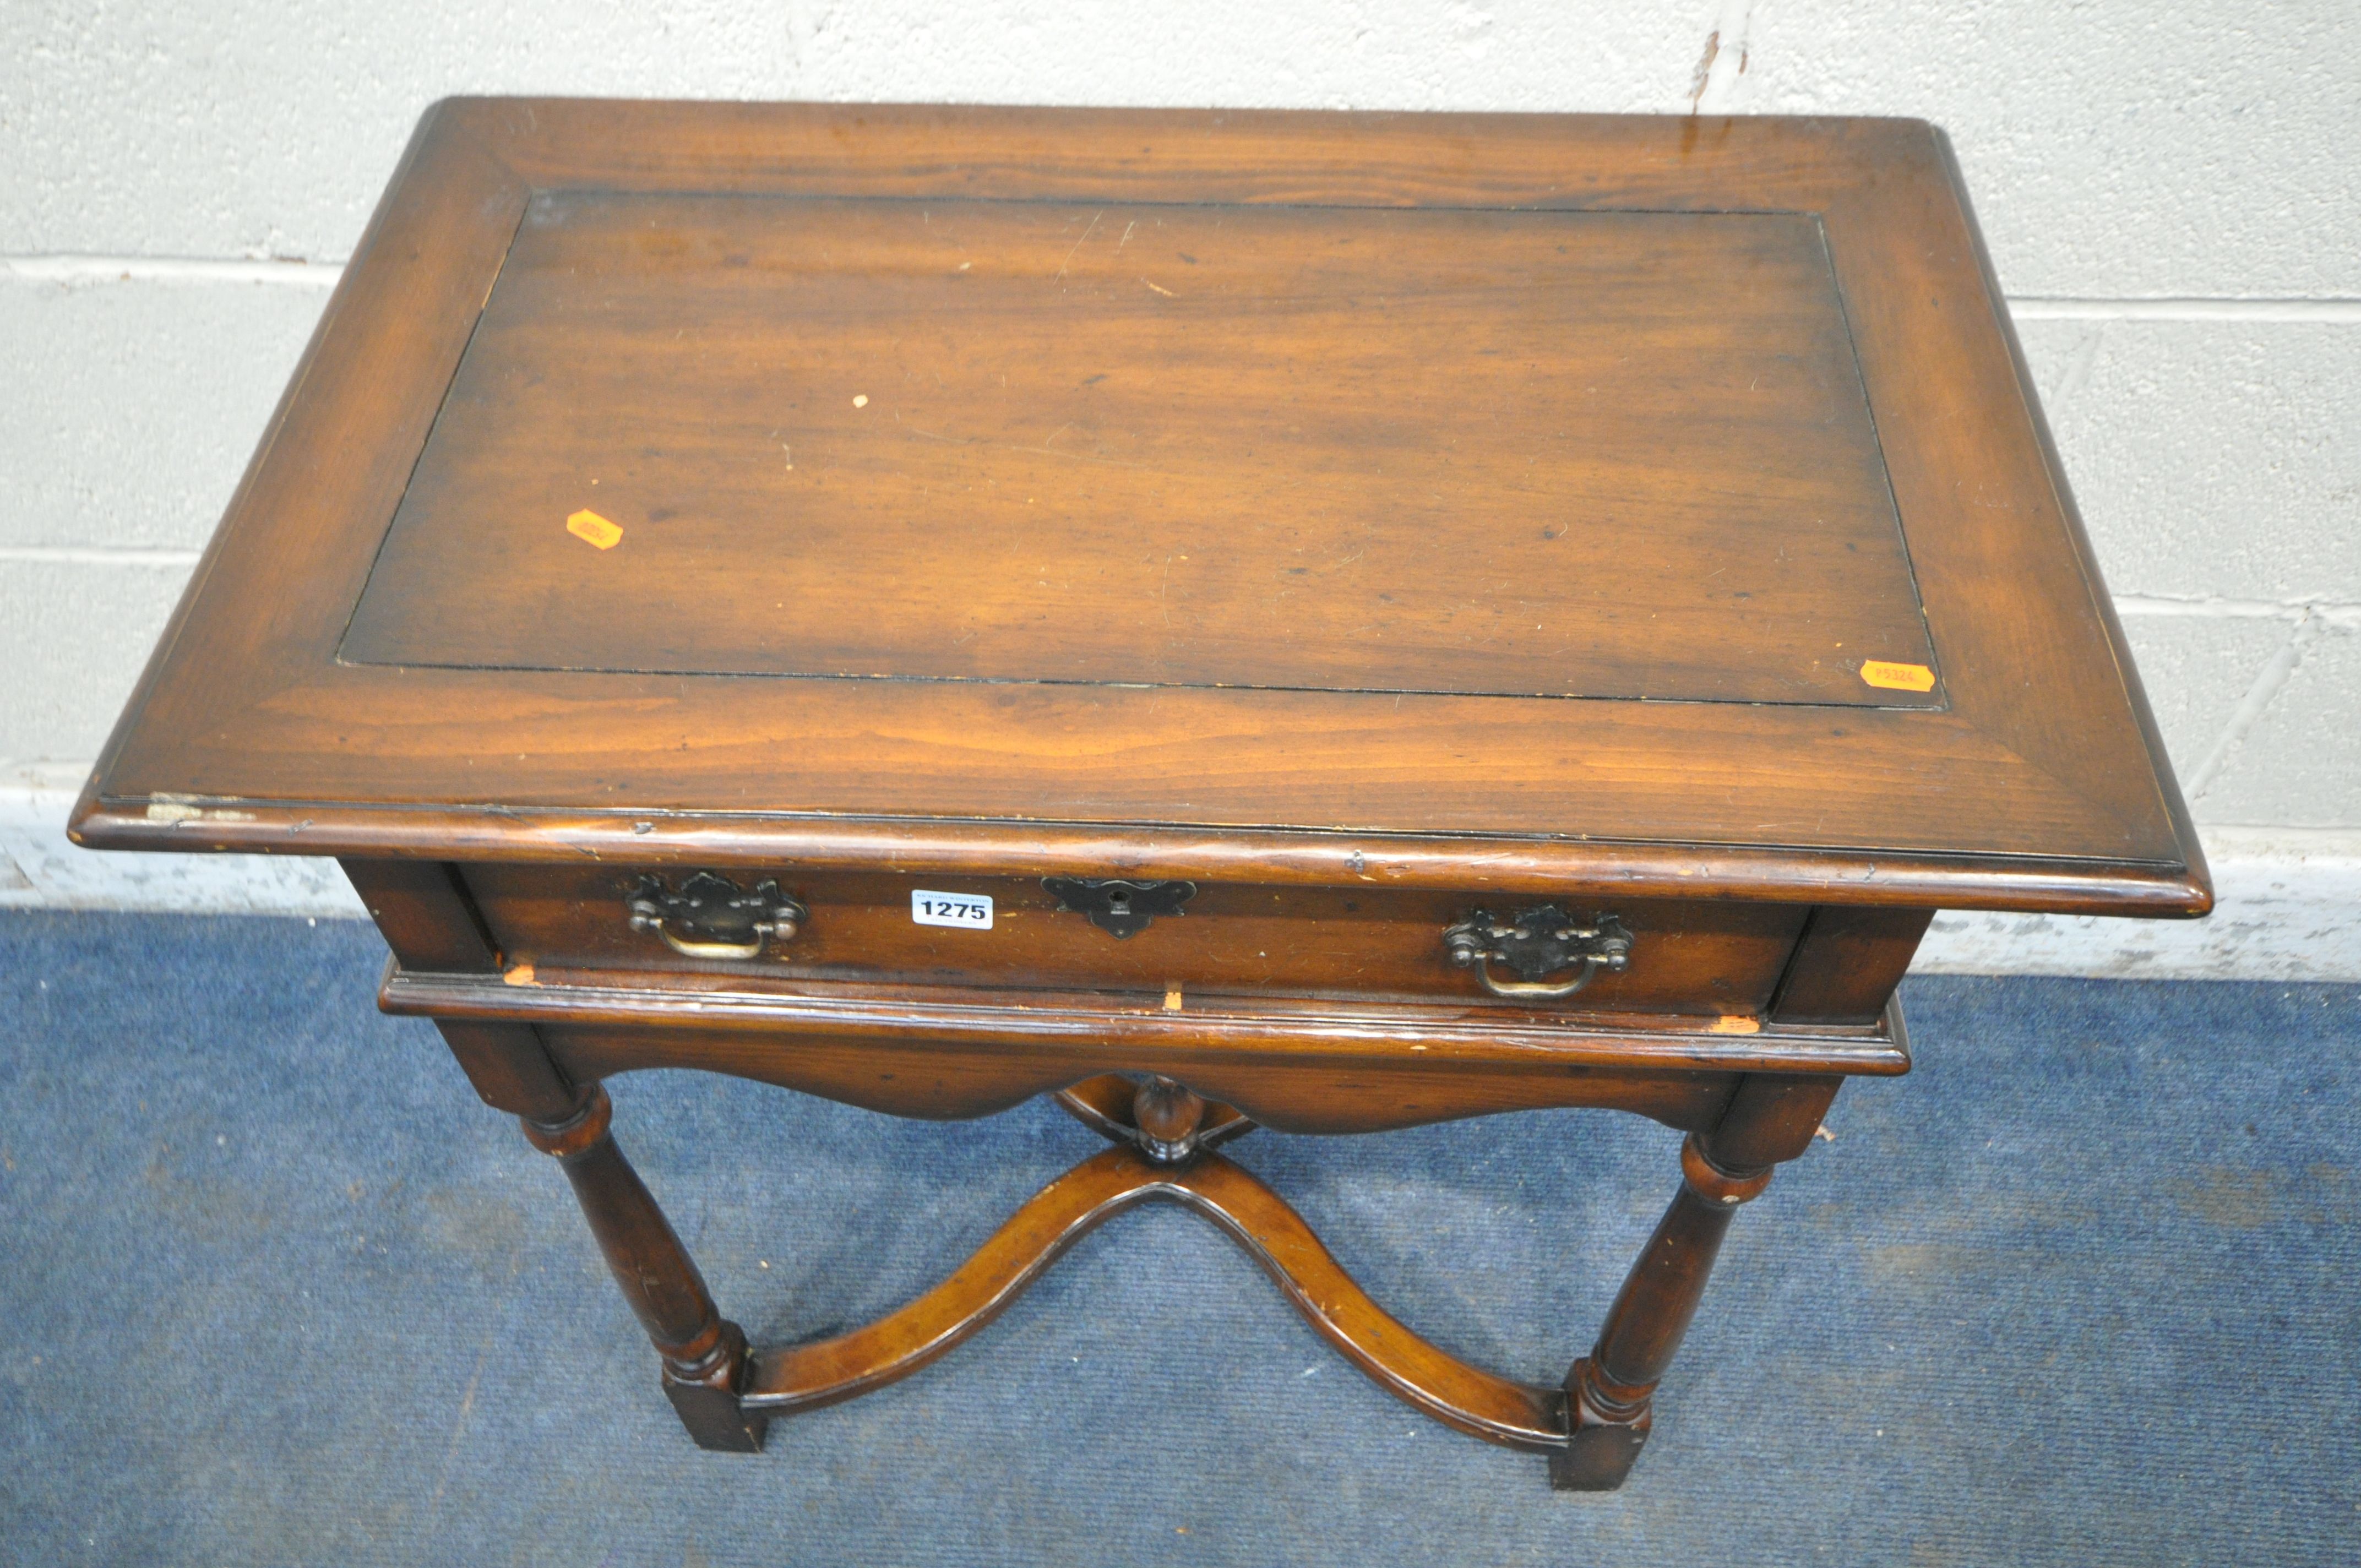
top-left (1041, 877), bottom-right (1198, 939)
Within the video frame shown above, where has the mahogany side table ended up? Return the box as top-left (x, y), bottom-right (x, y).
top-left (73, 100), bottom-right (2208, 1490)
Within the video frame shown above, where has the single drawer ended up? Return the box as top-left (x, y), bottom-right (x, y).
top-left (459, 864), bottom-right (1807, 1017)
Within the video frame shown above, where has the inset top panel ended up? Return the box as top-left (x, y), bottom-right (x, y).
top-left (342, 193), bottom-right (1938, 706)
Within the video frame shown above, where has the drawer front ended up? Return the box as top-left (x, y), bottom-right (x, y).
top-left (460, 864), bottom-right (1805, 1017)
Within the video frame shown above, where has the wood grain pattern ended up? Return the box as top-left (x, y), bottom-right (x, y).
top-left (340, 858), bottom-right (503, 972)
top-left (1553, 1069), bottom-right (1839, 1489)
top-left (66, 102), bottom-right (2208, 1487)
top-left (340, 857), bottom-right (584, 1118)
top-left (344, 194), bottom-right (1934, 708)
top-left (460, 862), bottom-right (1806, 1014)
top-left (77, 801), bottom-right (2202, 915)
top-left (380, 963), bottom-right (1913, 1080)
top-left (535, 1023), bottom-right (1748, 1134)
top-left (70, 101), bottom-right (2208, 921)
top-left (741, 1144), bottom-right (1568, 1450)
top-left (1769, 906), bottom-right (1935, 1026)
top-left (521, 1086), bottom-right (766, 1451)
top-left (431, 1018), bottom-right (583, 1120)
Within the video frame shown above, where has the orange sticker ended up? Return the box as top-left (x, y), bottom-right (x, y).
top-left (567, 509), bottom-right (622, 549)
top-left (1707, 1015), bottom-right (1761, 1035)
top-left (1859, 660), bottom-right (1935, 693)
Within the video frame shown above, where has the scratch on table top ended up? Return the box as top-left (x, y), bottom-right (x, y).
top-left (1054, 210), bottom-right (1104, 280)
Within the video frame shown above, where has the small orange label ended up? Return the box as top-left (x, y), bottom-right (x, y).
top-left (1708, 1015), bottom-right (1761, 1035)
top-left (1859, 660), bottom-right (1935, 693)
top-left (567, 509), bottom-right (622, 549)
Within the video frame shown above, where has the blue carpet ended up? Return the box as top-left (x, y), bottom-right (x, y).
top-left (0, 910), bottom-right (2354, 1566)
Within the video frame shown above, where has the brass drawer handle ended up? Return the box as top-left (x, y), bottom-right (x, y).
top-left (1443, 908), bottom-right (1632, 1001)
top-left (627, 872), bottom-right (807, 961)
top-left (641, 924), bottom-right (773, 961)
top-left (1462, 954), bottom-right (1610, 1000)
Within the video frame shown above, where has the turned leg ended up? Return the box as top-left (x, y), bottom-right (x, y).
top-left (521, 1085), bottom-right (767, 1452)
top-left (1552, 1072), bottom-right (1840, 1490)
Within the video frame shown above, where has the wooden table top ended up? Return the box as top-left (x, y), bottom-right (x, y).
top-left (74, 101), bottom-right (2206, 918)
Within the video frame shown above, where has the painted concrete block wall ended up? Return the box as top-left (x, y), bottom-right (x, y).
top-left (3, 2), bottom-right (2355, 976)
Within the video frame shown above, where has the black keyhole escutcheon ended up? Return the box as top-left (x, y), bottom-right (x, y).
top-left (1041, 876), bottom-right (1195, 938)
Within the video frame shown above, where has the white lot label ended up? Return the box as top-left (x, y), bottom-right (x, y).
top-left (911, 890), bottom-right (994, 930)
